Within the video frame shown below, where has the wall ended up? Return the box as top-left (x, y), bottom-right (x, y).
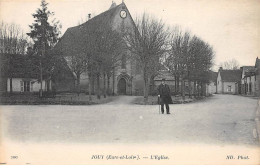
top-left (206, 81), bottom-right (216, 95)
top-left (222, 82), bottom-right (236, 94)
top-left (216, 71), bottom-right (222, 93)
top-left (256, 75), bottom-right (260, 96)
top-left (7, 78), bottom-right (47, 92)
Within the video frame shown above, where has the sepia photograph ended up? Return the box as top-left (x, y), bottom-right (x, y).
top-left (0, 0), bottom-right (260, 165)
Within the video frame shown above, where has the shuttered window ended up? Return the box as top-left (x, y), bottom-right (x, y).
top-left (20, 81), bottom-right (24, 92)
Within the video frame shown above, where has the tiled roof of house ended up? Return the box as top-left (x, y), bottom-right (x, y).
top-left (0, 53), bottom-right (39, 79)
top-left (54, 3), bottom-right (125, 55)
top-left (220, 69), bottom-right (241, 82)
top-left (0, 53), bottom-right (75, 80)
top-left (209, 70), bottom-right (217, 82)
top-left (241, 66), bottom-right (256, 77)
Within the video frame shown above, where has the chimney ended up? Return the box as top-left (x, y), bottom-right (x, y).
top-left (88, 13), bottom-right (91, 20)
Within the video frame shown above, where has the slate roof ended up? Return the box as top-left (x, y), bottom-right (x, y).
top-left (241, 66), bottom-right (256, 77)
top-left (209, 70), bottom-right (217, 82)
top-left (54, 2), bottom-right (126, 55)
top-left (220, 69), bottom-right (241, 82)
top-left (0, 53), bottom-right (75, 80)
top-left (0, 53), bottom-right (39, 79)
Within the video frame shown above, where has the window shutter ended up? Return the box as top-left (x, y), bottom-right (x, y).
top-left (20, 81), bottom-right (24, 92)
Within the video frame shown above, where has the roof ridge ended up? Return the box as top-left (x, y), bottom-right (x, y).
top-left (79, 2), bottom-right (123, 27)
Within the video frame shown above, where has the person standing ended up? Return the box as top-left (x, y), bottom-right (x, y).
top-left (157, 78), bottom-right (173, 114)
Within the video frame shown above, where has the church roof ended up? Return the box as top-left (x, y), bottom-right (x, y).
top-left (54, 2), bottom-right (127, 55)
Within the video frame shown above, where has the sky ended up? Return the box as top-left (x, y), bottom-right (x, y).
top-left (1, 0), bottom-right (260, 70)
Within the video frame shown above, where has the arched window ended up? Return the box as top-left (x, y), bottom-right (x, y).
top-left (121, 54), bottom-right (126, 69)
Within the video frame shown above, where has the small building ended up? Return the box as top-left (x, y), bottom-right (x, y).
top-left (216, 67), bottom-right (241, 94)
top-left (254, 57), bottom-right (260, 96)
top-left (206, 70), bottom-right (217, 96)
top-left (0, 53), bottom-right (49, 94)
top-left (153, 70), bottom-right (175, 95)
top-left (240, 66), bottom-right (256, 96)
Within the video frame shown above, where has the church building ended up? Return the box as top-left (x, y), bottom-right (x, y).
top-left (54, 2), bottom-right (144, 95)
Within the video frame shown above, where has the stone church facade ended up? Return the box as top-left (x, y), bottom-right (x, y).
top-left (54, 2), bottom-right (144, 95)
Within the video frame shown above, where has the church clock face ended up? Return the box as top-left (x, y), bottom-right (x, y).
top-left (120, 10), bottom-right (127, 19)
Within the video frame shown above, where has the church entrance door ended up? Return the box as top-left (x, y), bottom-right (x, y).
top-left (118, 78), bottom-right (126, 95)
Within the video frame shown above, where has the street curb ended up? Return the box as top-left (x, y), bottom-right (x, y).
top-left (255, 99), bottom-right (260, 143)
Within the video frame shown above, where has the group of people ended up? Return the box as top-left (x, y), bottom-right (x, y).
top-left (157, 78), bottom-right (172, 114)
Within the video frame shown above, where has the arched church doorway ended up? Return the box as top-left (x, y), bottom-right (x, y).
top-left (118, 78), bottom-right (126, 95)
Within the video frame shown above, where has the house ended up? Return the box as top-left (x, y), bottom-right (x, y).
top-left (0, 53), bottom-right (49, 93)
top-left (216, 67), bottom-right (241, 94)
top-left (54, 2), bottom-right (143, 95)
top-left (0, 53), bottom-right (75, 94)
top-left (153, 70), bottom-right (175, 95)
top-left (254, 57), bottom-right (260, 96)
top-left (240, 66), bottom-right (256, 96)
top-left (206, 70), bottom-right (217, 96)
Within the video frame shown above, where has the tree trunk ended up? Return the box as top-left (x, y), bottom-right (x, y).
top-left (143, 69), bottom-right (149, 104)
top-left (107, 74), bottom-right (110, 96)
top-left (181, 76), bottom-right (185, 101)
top-left (112, 67), bottom-right (115, 96)
top-left (176, 75), bottom-right (179, 94)
top-left (188, 72), bottom-right (191, 98)
top-left (10, 77), bottom-right (13, 94)
top-left (76, 72), bottom-right (80, 96)
top-left (174, 75), bottom-right (177, 94)
top-left (197, 81), bottom-right (200, 97)
top-left (39, 60), bottom-right (43, 98)
top-left (88, 71), bottom-right (92, 101)
top-left (200, 82), bottom-right (203, 96)
top-left (194, 81), bottom-right (196, 98)
top-left (103, 73), bottom-right (106, 98)
top-left (97, 73), bottom-right (100, 99)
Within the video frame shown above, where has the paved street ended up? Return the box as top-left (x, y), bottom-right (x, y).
top-left (1, 94), bottom-right (259, 146)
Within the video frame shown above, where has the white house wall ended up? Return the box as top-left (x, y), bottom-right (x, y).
top-left (217, 71), bottom-right (222, 93)
top-left (207, 82), bottom-right (216, 95)
top-left (7, 78), bottom-right (47, 92)
top-left (223, 82), bottom-right (236, 94)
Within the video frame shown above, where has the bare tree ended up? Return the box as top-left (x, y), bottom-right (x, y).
top-left (0, 21), bottom-right (28, 54)
top-left (166, 26), bottom-right (214, 99)
top-left (0, 22), bottom-right (29, 94)
top-left (124, 13), bottom-right (168, 103)
top-left (166, 27), bottom-right (191, 99)
top-left (219, 59), bottom-right (240, 70)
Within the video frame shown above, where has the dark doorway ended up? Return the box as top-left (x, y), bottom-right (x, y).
top-left (118, 78), bottom-right (126, 95)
